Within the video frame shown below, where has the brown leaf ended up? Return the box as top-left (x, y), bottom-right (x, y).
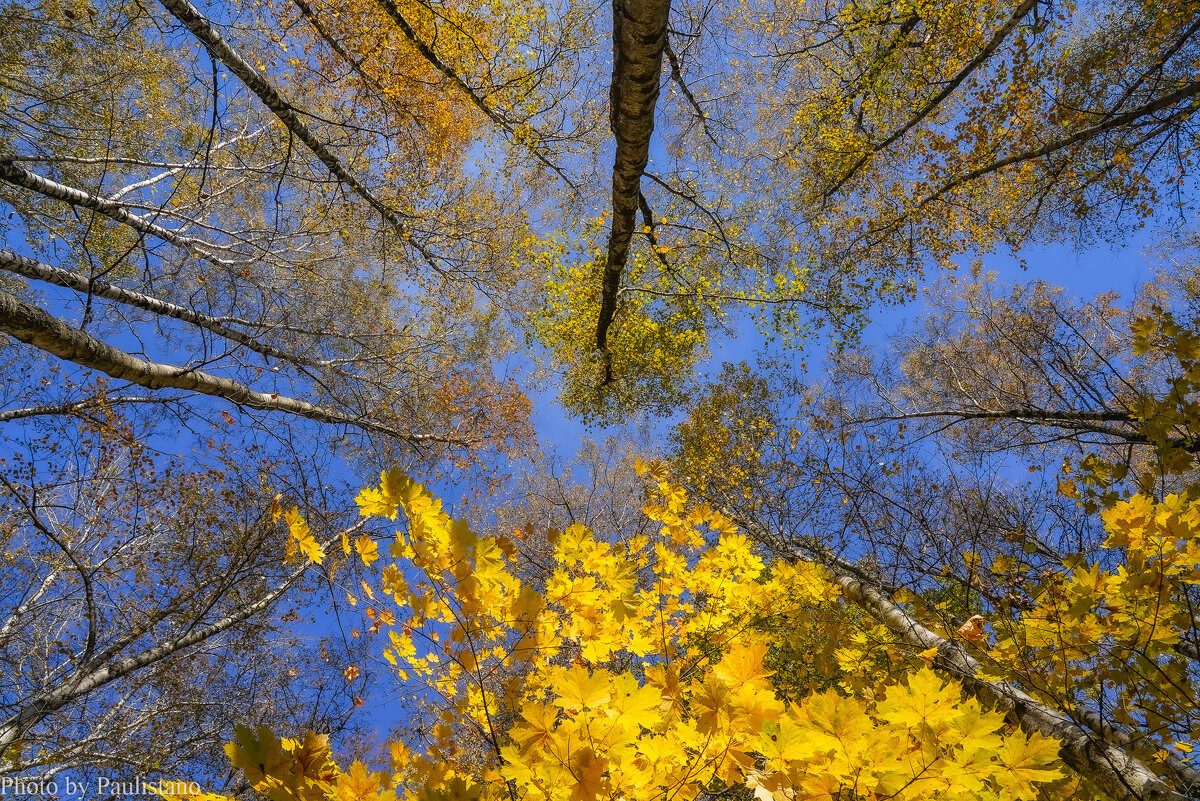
top-left (957, 615), bottom-right (986, 643)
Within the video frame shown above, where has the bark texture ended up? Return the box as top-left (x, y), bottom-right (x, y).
top-left (595, 0), bottom-right (671, 364)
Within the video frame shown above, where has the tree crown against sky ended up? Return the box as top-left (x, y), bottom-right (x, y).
top-left (2, 0), bottom-right (1200, 798)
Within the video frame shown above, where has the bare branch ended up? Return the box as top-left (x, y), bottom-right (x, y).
top-left (0, 247), bottom-right (354, 369)
top-left (922, 78), bottom-right (1200, 208)
top-left (0, 523), bottom-right (360, 754)
top-left (0, 287), bottom-right (472, 446)
top-left (154, 0), bottom-right (447, 275)
top-left (0, 160), bottom-right (251, 268)
top-left (0, 396), bottom-right (170, 424)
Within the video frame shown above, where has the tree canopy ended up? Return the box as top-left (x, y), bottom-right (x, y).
top-left (2, 0), bottom-right (1200, 798)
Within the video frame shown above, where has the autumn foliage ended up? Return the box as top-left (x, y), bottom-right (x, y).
top-left (158, 461), bottom-right (1200, 801)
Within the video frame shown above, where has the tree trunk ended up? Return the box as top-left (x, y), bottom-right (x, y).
top-left (0, 289), bottom-right (462, 445)
top-left (595, 0), bottom-right (671, 364)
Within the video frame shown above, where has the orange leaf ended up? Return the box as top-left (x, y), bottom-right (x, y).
top-left (957, 615), bottom-right (986, 643)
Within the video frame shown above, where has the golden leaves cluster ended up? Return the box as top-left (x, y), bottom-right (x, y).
top-left (199, 468), bottom-right (1069, 801)
top-left (982, 491), bottom-right (1200, 758)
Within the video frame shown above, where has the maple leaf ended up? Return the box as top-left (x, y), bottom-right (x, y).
top-left (331, 760), bottom-right (394, 801)
top-left (512, 702), bottom-right (560, 755)
top-left (607, 674), bottom-right (663, 730)
top-left (758, 715), bottom-right (825, 765)
top-left (877, 667), bottom-right (961, 732)
top-left (994, 732), bottom-right (1066, 799)
top-left (356, 486), bottom-right (394, 520)
top-left (796, 690), bottom-right (874, 772)
top-left (550, 665), bottom-right (612, 711)
top-left (356, 534), bottom-right (380, 566)
top-left (692, 676), bottom-right (733, 734)
top-left (712, 641), bottom-right (772, 689)
top-left (285, 509), bottom-right (325, 565)
top-left (225, 724), bottom-right (291, 787)
top-left (567, 746), bottom-right (608, 801)
top-left (290, 731), bottom-right (336, 783)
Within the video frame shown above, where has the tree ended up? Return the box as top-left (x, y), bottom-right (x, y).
top-left (0, 0), bottom-right (543, 462)
top-left (0, 404), bottom-right (362, 789)
top-left (667, 273), bottom-right (1200, 796)
top-left (156, 456), bottom-right (1200, 801)
top-left (6, 0), bottom-right (1200, 796)
top-left (533, 0), bottom-right (1200, 419)
top-left (1, 0), bottom-right (553, 779)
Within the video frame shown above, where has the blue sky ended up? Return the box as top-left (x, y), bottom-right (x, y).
top-left (526, 226), bottom-right (1167, 468)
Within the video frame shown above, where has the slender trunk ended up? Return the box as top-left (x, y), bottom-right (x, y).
top-left (595, 0), bottom-right (671, 366)
top-left (0, 527), bottom-right (356, 754)
top-left (0, 289), bottom-right (465, 445)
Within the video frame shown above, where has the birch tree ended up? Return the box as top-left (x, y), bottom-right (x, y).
top-left (0, 406), bottom-right (365, 787)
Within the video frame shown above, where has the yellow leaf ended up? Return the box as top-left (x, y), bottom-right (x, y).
top-left (712, 642), bottom-right (772, 689)
top-left (877, 666), bottom-right (961, 731)
top-left (224, 724), bottom-right (290, 787)
top-left (356, 534), bottom-right (380, 566)
top-left (549, 665), bottom-right (612, 711)
top-left (285, 509), bottom-right (325, 565)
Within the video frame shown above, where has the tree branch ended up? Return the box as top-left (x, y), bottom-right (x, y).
top-left (0, 288), bottom-right (471, 446)
top-left (856, 407), bottom-right (1200, 452)
top-left (832, 568), bottom-right (1198, 801)
top-left (0, 523), bottom-right (360, 754)
top-left (369, 0), bottom-right (579, 190)
top-left (823, 0), bottom-right (1038, 197)
top-left (0, 247), bottom-right (351, 369)
top-left (0, 395), bottom-right (170, 424)
top-left (923, 78), bottom-right (1200, 207)
top-left (663, 39), bottom-right (717, 146)
top-left (0, 161), bottom-right (249, 268)
top-left (154, 0), bottom-right (447, 276)
top-left (727, 513), bottom-right (1197, 799)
